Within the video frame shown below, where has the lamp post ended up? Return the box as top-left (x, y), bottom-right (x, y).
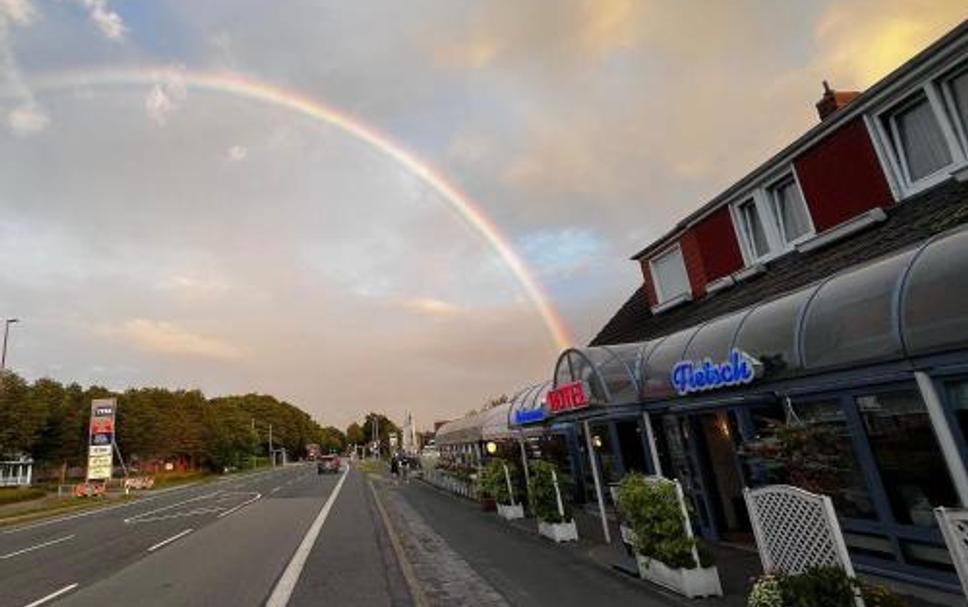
top-left (1, 318), bottom-right (19, 373)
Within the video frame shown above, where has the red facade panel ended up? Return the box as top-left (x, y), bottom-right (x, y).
top-left (679, 231), bottom-right (707, 298)
top-left (794, 117), bottom-right (894, 232)
top-left (692, 207), bottom-right (743, 282)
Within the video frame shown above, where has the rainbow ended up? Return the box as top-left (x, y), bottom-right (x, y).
top-left (25, 67), bottom-right (573, 350)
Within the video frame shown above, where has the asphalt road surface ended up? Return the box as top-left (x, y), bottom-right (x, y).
top-left (1, 464), bottom-right (677, 607)
top-left (0, 464), bottom-right (409, 607)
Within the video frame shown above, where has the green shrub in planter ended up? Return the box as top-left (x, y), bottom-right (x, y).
top-left (480, 459), bottom-right (518, 505)
top-left (746, 567), bottom-right (908, 607)
top-left (528, 460), bottom-right (570, 523)
top-left (615, 473), bottom-right (704, 569)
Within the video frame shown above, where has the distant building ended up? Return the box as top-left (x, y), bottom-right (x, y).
top-left (401, 410), bottom-right (419, 454)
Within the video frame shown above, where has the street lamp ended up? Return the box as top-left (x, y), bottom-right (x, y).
top-left (1, 318), bottom-right (20, 373)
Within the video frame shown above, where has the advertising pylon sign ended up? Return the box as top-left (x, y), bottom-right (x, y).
top-left (86, 398), bottom-right (116, 481)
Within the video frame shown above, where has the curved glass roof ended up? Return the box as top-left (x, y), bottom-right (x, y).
top-left (552, 345), bottom-right (641, 405)
top-left (901, 226), bottom-right (968, 356)
top-left (548, 225), bottom-right (968, 403)
top-left (508, 381), bottom-right (551, 428)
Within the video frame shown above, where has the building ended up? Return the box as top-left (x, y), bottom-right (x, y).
top-left (539, 20), bottom-right (968, 596)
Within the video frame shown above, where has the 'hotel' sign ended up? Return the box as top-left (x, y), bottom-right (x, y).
top-left (547, 381), bottom-right (589, 414)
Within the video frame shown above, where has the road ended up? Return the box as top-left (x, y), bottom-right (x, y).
top-left (0, 464), bottom-right (677, 607)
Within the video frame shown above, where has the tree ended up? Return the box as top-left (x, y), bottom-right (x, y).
top-left (0, 372), bottom-right (47, 456)
top-left (345, 422), bottom-right (365, 446)
top-left (360, 413), bottom-right (400, 456)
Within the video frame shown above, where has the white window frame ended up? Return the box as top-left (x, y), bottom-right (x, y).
top-left (648, 244), bottom-right (691, 305)
top-left (729, 168), bottom-right (814, 267)
top-left (872, 67), bottom-right (968, 198)
top-left (939, 63), bottom-right (968, 158)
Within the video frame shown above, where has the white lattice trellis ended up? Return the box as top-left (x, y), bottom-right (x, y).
top-left (935, 507), bottom-right (968, 599)
top-left (744, 485), bottom-right (858, 584)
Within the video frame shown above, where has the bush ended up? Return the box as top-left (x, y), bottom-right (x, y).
top-left (746, 567), bottom-right (908, 607)
top-left (479, 459), bottom-right (518, 505)
top-left (528, 460), bottom-right (570, 523)
top-left (0, 487), bottom-right (46, 506)
top-left (615, 473), bottom-right (701, 569)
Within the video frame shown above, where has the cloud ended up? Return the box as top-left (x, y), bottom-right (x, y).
top-left (517, 228), bottom-right (606, 280)
top-left (7, 100), bottom-right (47, 134)
top-left (145, 66), bottom-right (187, 126)
top-left (78, 0), bottom-right (125, 40)
top-left (1, 0), bottom-right (47, 136)
top-left (400, 297), bottom-right (460, 317)
top-left (226, 144), bottom-right (248, 161)
top-left (100, 319), bottom-right (245, 361)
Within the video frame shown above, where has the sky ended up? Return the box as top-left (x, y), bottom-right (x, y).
top-left (0, 1), bottom-right (965, 431)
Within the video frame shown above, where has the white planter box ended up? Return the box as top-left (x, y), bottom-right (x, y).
top-left (635, 555), bottom-right (723, 599)
top-left (538, 519), bottom-right (578, 543)
top-left (497, 503), bottom-right (524, 520)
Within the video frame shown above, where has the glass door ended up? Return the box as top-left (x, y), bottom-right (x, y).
top-left (662, 414), bottom-right (718, 539)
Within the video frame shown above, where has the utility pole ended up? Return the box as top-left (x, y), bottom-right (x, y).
top-left (1, 318), bottom-right (19, 373)
top-left (269, 423), bottom-right (274, 468)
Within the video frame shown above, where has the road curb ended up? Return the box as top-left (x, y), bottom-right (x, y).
top-left (367, 478), bottom-right (429, 607)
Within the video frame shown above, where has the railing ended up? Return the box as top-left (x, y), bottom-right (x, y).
top-left (420, 468), bottom-right (476, 500)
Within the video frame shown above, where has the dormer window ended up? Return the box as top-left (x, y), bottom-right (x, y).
top-left (649, 244), bottom-right (690, 306)
top-left (769, 176), bottom-right (813, 244)
top-left (732, 172), bottom-right (814, 265)
top-left (942, 66), bottom-right (968, 155)
top-left (885, 94), bottom-right (952, 183)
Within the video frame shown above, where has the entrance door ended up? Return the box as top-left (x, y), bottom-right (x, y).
top-left (697, 411), bottom-right (751, 542)
top-left (662, 415), bottom-right (718, 538)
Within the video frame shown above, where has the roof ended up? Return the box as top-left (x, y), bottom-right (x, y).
top-left (592, 177), bottom-right (968, 346)
top-left (630, 19), bottom-right (968, 261)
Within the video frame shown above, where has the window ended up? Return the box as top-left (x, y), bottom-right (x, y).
top-left (736, 198), bottom-right (770, 259)
top-left (943, 67), bottom-right (968, 153)
top-left (768, 177), bottom-right (812, 244)
top-left (649, 245), bottom-right (690, 304)
top-left (886, 95), bottom-right (952, 183)
top-left (856, 389), bottom-right (959, 526)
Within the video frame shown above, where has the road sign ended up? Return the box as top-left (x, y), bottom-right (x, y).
top-left (86, 398), bottom-right (116, 481)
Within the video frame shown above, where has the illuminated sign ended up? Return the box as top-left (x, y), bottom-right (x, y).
top-left (87, 398), bottom-right (116, 481)
top-left (547, 381), bottom-right (589, 414)
top-left (671, 349), bottom-right (761, 396)
top-left (513, 409), bottom-right (546, 425)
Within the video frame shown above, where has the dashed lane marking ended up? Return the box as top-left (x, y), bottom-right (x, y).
top-left (23, 583), bottom-right (79, 607)
top-left (147, 528), bottom-right (193, 553)
top-left (1, 535), bottom-right (75, 560)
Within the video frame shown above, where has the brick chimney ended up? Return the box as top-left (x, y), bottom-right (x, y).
top-left (815, 81), bottom-right (860, 121)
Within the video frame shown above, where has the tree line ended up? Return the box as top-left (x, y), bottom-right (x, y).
top-left (0, 372), bottom-right (346, 477)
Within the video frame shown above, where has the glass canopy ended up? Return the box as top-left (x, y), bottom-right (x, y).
top-left (545, 225), bottom-right (968, 406)
top-left (508, 381), bottom-right (552, 428)
top-left (552, 345), bottom-right (642, 405)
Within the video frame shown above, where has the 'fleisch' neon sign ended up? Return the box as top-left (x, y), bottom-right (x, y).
top-left (671, 349), bottom-right (761, 396)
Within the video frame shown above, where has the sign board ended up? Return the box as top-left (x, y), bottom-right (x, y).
top-left (86, 398), bottom-right (116, 480)
top-left (671, 349), bottom-right (761, 396)
top-left (547, 381), bottom-right (589, 415)
top-left (513, 409), bottom-right (546, 425)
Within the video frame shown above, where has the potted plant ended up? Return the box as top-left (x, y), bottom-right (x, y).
top-left (476, 467), bottom-right (497, 511)
top-left (615, 473), bottom-right (722, 598)
top-left (528, 460), bottom-right (578, 542)
top-left (747, 566), bottom-right (907, 607)
top-left (482, 459), bottom-right (524, 520)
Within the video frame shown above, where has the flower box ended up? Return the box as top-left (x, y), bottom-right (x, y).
top-left (635, 555), bottom-right (723, 599)
top-left (538, 519), bottom-right (578, 543)
top-left (497, 503), bottom-right (524, 520)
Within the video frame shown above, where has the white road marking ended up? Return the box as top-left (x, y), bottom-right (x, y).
top-left (147, 528), bottom-right (193, 552)
top-left (265, 467), bottom-right (349, 607)
top-left (216, 492), bottom-right (261, 518)
top-left (23, 583), bottom-right (79, 607)
top-left (1, 535), bottom-right (75, 560)
top-left (123, 492), bottom-right (222, 524)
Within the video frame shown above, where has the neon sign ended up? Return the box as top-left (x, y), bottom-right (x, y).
top-left (671, 349), bottom-right (761, 396)
top-left (513, 409), bottom-right (546, 425)
top-left (547, 381), bottom-right (589, 414)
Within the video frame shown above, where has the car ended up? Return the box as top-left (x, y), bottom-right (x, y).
top-left (316, 454), bottom-right (340, 474)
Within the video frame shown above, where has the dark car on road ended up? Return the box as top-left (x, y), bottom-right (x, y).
top-left (317, 454), bottom-right (340, 474)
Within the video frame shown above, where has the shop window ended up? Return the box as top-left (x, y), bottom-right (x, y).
top-left (842, 531), bottom-right (895, 561)
top-left (739, 400), bottom-right (876, 520)
top-left (856, 389), bottom-right (959, 526)
top-left (900, 540), bottom-right (956, 573)
top-left (649, 245), bottom-right (690, 304)
top-left (768, 176), bottom-right (813, 245)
